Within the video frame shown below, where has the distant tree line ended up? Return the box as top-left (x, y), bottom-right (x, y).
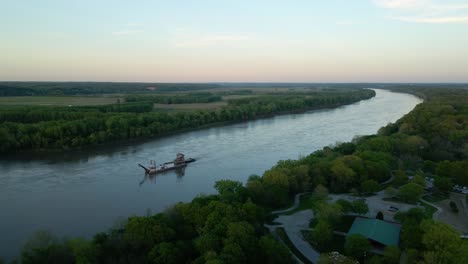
top-left (0, 82), bottom-right (221, 96)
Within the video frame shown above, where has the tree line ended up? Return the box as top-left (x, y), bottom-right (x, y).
top-left (0, 82), bottom-right (221, 96)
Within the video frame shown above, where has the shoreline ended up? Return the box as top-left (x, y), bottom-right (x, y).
top-left (0, 93), bottom-right (376, 160)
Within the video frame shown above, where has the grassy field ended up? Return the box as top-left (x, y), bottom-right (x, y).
top-left (0, 96), bottom-right (120, 106)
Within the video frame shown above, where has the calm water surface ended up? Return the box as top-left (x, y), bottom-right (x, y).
top-left (0, 89), bottom-right (422, 259)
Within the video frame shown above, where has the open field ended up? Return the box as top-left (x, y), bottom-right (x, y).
top-left (0, 96), bottom-right (120, 106)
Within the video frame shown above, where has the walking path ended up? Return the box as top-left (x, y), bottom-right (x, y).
top-left (420, 198), bottom-right (443, 220)
top-left (271, 192), bottom-right (311, 214)
top-left (266, 192), bottom-right (320, 263)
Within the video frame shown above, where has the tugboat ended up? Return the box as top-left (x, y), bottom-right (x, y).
top-left (138, 153), bottom-right (196, 174)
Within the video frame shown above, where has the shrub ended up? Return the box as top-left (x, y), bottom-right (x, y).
top-left (376, 211), bottom-right (384, 220)
top-left (449, 201), bottom-right (458, 213)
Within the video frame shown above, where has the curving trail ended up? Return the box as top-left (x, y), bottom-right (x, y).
top-left (266, 192), bottom-right (320, 263)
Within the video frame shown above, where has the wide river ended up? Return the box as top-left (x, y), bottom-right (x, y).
top-left (0, 89), bottom-right (422, 259)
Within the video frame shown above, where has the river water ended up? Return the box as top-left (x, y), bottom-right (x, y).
top-left (0, 89), bottom-right (422, 259)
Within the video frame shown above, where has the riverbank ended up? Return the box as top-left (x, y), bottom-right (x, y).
top-left (0, 91), bottom-right (375, 155)
top-left (1, 95), bottom-right (376, 159)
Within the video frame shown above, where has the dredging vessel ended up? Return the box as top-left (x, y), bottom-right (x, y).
top-left (138, 153), bottom-right (196, 174)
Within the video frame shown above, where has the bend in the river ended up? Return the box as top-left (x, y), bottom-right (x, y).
top-left (0, 89), bottom-right (422, 260)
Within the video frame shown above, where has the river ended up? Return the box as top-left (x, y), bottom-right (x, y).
top-left (0, 89), bottom-right (422, 260)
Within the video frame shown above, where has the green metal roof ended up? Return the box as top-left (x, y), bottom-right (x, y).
top-left (347, 218), bottom-right (401, 246)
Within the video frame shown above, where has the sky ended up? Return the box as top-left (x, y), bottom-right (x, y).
top-left (1, 0), bottom-right (468, 82)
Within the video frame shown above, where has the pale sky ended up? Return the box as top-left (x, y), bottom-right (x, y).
top-left (1, 0), bottom-right (468, 82)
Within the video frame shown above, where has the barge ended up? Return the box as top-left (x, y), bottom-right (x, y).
top-left (138, 153), bottom-right (196, 174)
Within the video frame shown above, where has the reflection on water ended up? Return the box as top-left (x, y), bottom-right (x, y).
top-left (139, 167), bottom-right (186, 186)
top-left (0, 89), bottom-right (422, 260)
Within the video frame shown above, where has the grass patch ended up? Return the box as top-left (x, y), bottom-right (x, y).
top-left (0, 96), bottom-right (119, 106)
top-left (420, 200), bottom-right (438, 218)
top-left (423, 193), bottom-right (448, 203)
top-left (276, 227), bottom-right (313, 264)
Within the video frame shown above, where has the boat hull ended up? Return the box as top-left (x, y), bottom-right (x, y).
top-left (140, 158), bottom-right (196, 174)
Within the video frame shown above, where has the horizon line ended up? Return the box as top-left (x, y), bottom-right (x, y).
top-left (1, 81), bottom-right (468, 85)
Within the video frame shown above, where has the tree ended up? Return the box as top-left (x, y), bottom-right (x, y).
top-left (400, 219), bottom-right (424, 250)
top-left (263, 168), bottom-right (290, 191)
top-left (449, 201), bottom-right (459, 213)
top-left (376, 211), bottom-right (384, 220)
top-left (434, 177), bottom-right (454, 193)
top-left (66, 238), bottom-right (96, 264)
top-left (384, 187), bottom-right (397, 198)
top-left (149, 242), bottom-right (182, 264)
top-left (336, 199), bottom-right (353, 213)
top-left (393, 170), bottom-right (408, 186)
top-left (421, 221), bottom-right (462, 264)
top-left (214, 180), bottom-right (247, 203)
top-left (330, 160), bottom-right (356, 192)
top-left (344, 234), bottom-right (370, 260)
top-left (367, 256), bottom-right (384, 264)
top-left (352, 200), bottom-right (369, 215)
top-left (311, 220), bottom-right (333, 251)
top-left (316, 203), bottom-right (343, 227)
top-left (314, 184), bottom-right (329, 200)
top-left (397, 183), bottom-right (423, 203)
top-left (259, 236), bottom-right (293, 264)
top-left (361, 179), bottom-right (379, 194)
top-left (412, 174), bottom-right (426, 187)
top-left (21, 231), bottom-right (74, 264)
top-left (394, 207), bottom-right (425, 224)
top-left (383, 246), bottom-right (400, 264)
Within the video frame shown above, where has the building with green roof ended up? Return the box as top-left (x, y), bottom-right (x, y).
top-left (347, 217), bottom-right (401, 247)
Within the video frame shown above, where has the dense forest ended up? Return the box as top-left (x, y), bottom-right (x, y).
top-left (5, 86), bottom-right (467, 264)
top-left (0, 89), bottom-right (375, 153)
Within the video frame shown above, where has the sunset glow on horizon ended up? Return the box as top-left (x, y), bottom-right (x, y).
top-left (1, 0), bottom-right (468, 82)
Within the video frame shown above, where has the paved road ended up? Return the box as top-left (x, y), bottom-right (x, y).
top-left (266, 192), bottom-right (320, 263)
top-left (272, 192), bottom-right (311, 215)
top-left (275, 210), bottom-right (320, 263)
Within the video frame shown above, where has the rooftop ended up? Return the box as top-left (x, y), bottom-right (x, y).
top-left (347, 217), bottom-right (401, 247)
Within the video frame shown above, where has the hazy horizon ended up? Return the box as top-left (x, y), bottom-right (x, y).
top-left (2, 0), bottom-right (468, 82)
